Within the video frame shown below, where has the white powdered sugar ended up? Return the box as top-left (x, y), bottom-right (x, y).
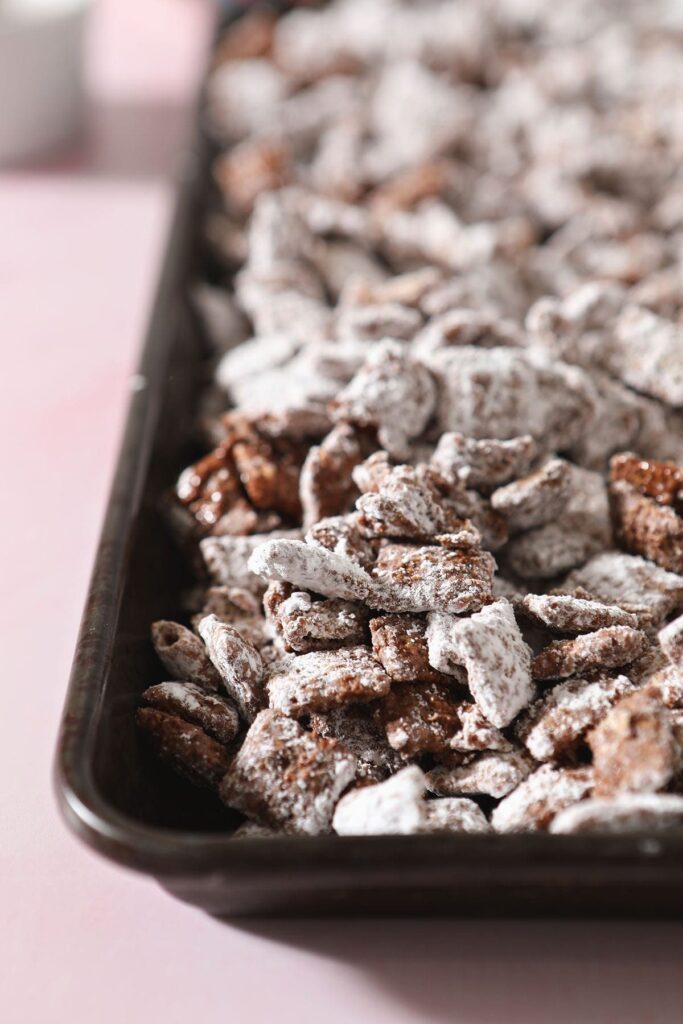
top-left (333, 765), bottom-right (429, 836)
top-left (426, 600), bottom-right (534, 728)
top-left (550, 794), bottom-right (683, 834)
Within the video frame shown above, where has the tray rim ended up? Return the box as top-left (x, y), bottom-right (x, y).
top-left (53, 3), bottom-right (683, 905)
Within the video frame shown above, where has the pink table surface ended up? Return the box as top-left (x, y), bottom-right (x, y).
top-left (3, 3), bottom-right (683, 1022)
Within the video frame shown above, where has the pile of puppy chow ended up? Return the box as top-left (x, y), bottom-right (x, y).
top-left (137, 0), bottom-right (683, 836)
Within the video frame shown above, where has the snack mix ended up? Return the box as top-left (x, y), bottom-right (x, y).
top-left (136, 0), bottom-right (683, 837)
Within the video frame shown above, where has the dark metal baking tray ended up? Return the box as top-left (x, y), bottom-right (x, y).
top-left (54, 4), bottom-right (683, 918)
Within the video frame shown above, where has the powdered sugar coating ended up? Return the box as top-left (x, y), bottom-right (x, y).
top-left (336, 301), bottom-right (422, 343)
top-left (356, 463), bottom-right (479, 544)
top-left (505, 465), bottom-right (612, 580)
top-left (532, 627), bottom-right (648, 682)
top-left (610, 307), bottom-right (683, 407)
top-left (521, 594), bottom-right (638, 633)
top-left (422, 798), bottom-right (491, 834)
top-left (413, 308), bottom-right (524, 357)
top-left (490, 458), bottom-right (573, 533)
top-left (426, 346), bottom-right (595, 451)
top-left (427, 752), bottom-right (533, 800)
top-left (305, 514), bottom-right (376, 569)
top-left (659, 614), bottom-right (683, 668)
top-left (329, 341), bottom-right (436, 458)
top-left (267, 645), bottom-right (391, 716)
top-left (299, 423), bottom-right (366, 528)
top-left (589, 691), bottom-right (677, 797)
top-left (198, 614), bottom-right (265, 721)
top-left (220, 709), bottom-right (356, 835)
top-left (561, 551), bottom-right (683, 624)
top-left (426, 600), bottom-right (534, 728)
top-left (377, 680), bottom-right (465, 756)
top-left (369, 613), bottom-right (456, 684)
top-left (550, 794), bottom-right (683, 834)
top-left (517, 674), bottom-right (634, 763)
top-left (309, 706), bottom-right (405, 784)
top-left (449, 703), bottom-right (512, 753)
top-left (431, 433), bottom-right (537, 492)
top-left (150, 620), bottom-right (221, 691)
top-left (249, 537), bottom-right (374, 603)
top-left (371, 543), bottom-right (496, 614)
top-left (333, 765), bottom-right (427, 836)
top-left (192, 586), bottom-right (271, 649)
top-left (266, 585), bottom-right (368, 653)
top-left (201, 530), bottom-right (302, 591)
top-left (142, 682), bottom-right (240, 745)
top-left (491, 765), bottom-right (593, 833)
top-left (136, 708), bottom-right (232, 790)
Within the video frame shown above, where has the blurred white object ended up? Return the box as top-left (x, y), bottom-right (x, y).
top-left (0, 0), bottom-right (90, 164)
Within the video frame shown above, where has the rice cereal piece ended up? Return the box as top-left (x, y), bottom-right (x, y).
top-left (231, 431), bottom-right (305, 522)
top-left (175, 443), bottom-right (246, 535)
top-left (371, 543), bottom-right (495, 615)
top-left (505, 466), bottom-right (613, 580)
top-left (356, 463), bottom-right (479, 544)
top-left (200, 530), bottom-right (302, 592)
top-left (329, 341), bottom-right (436, 458)
top-left (421, 798), bottom-right (491, 834)
top-left (532, 627), bottom-right (648, 681)
top-left (352, 450), bottom-right (393, 494)
top-left (335, 301), bottom-right (422, 343)
top-left (561, 551), bottom-right (683, 625)
top-left (521, 593), bottom-right (639, 633)
top-left (305, 514), bottom-right (377, 569)
top-left (150, 621), bottom-right (221, 692)
top-left (309, 706), bottom-right (405, 784)
top-left (333, 765), bottom-right (428, 836)
top-left (588, 691), bottom-right (677, 797)
top-left (430, 432), bottom-right (537, 492)
top-left (268, 588), bottom-right (369, 653)
top-left (449, 703), bottom-right (512, 753)
top-left (426, 600), bottom-right (534, 728)
top-left (267, 646), bottom-right (392, 716)
top-left (610, 307), bottom-right (683, 407)
top-left (491, 764), bottom-right (593, 833)
top-left (610, 452), bottom-right (683, 509)
top-left (427, 751), bottom-right (533, 800)
top-left (220, 709), bottom-right (356, 835)
top-left (609, 480), bottom-right (683, 573)
top-left (644, 665), bottom-right (683, 709)
top-left (249, 537), bottom-right (374, 603)
top-left (550, 794), bottom-right (683, 834)
top-left (198, 614), bottom-right (265, 721)
top-left (299, 423), bottom-right (367, 528)
top-left (659, 614), bottom-right (683, 667)
top-left (142, 682), bottom-right (240, 745)
top-left (369, 614), bottom-right (458, 685)
top-left (377, 680), bottom-right (465, 756)
top-left (517, 674), bottom-right (634, 762)
top-left (433, 479), bottom-right (508, 551)
top-left (490, 458), bottom-right (573, 533)
top-left (214, 136), bottom-right (290, 216)
top-left (568, 373), bottom-right (647, 471)
top-left (192, 586), bottom-right (271, 649)
top-left (351, 268), bottom-right (443, 309)
top-left (412, 308), bottom-right (524, 356)
top-left (425, 346), bottom-right (595, 451)
top-left (136, 708), bottom-right (232, 790)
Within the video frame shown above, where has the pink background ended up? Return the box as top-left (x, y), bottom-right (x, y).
top-left (3, 3), bottom-right (683, 1021)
